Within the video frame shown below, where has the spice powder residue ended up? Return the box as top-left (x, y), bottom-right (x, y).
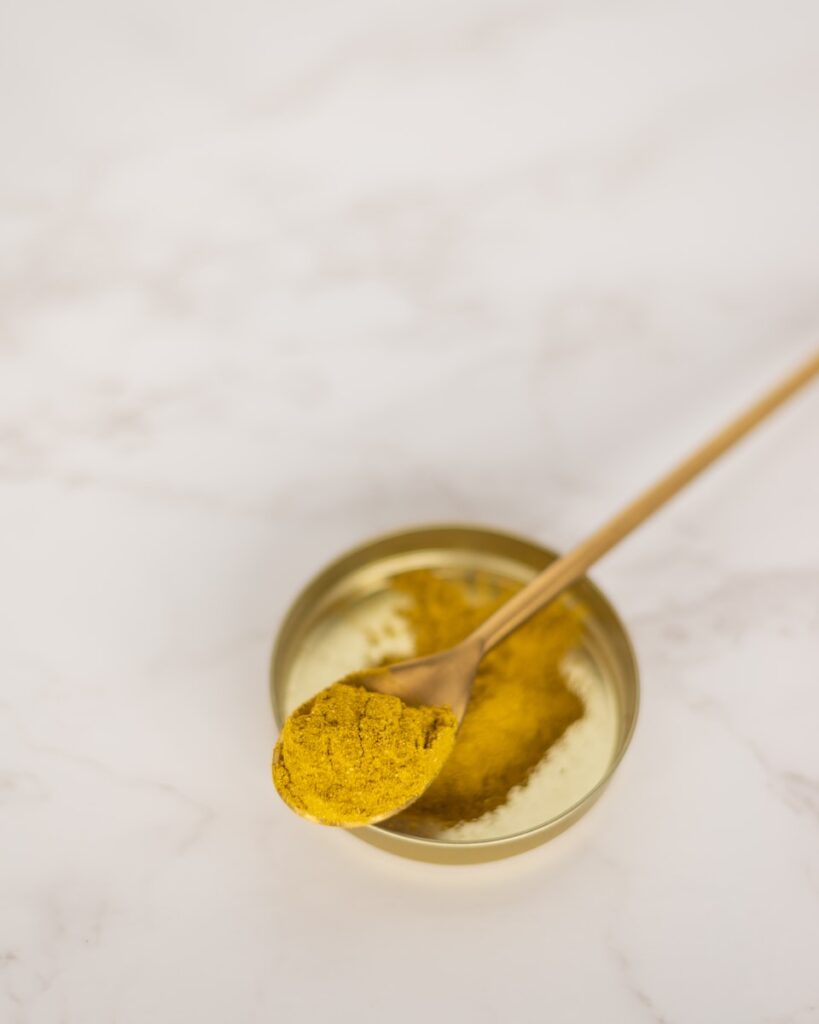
top-left (384, 570), bottom-right (585, 828)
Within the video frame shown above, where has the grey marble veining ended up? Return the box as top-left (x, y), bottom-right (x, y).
top-left (1, 1), bottom-right (818, 1022)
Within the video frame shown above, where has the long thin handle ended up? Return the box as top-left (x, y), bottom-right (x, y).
top-left (470, 349), bottom-right (819, 652)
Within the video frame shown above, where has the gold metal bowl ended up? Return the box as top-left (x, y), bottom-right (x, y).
top-left (270, 524), bottom-right (639, 863)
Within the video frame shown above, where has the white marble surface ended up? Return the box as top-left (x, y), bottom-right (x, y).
top-left (2, 1), bottom-right (819, 1021)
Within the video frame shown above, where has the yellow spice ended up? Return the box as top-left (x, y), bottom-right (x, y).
top-left (273, 679), bottom-right (457, 827)
top-left (386, 570), bottom-right (584, 828)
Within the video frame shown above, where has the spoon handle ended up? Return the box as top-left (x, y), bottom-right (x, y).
top-left (470, 348), bottom-right (819, 653)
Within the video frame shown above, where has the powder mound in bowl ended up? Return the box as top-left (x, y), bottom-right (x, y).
top-left (386, 570), bottom-right (585, 828)
top-left (273, 680), bottom-right (457, 827)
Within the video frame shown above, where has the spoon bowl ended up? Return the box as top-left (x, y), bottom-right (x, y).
top-left (363, 640), bottom-right (482, 722)
top-left (271, 657), bottom-right (471, 826)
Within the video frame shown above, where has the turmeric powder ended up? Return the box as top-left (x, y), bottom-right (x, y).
top-left (273, 568), bottom-right (584, 831)
top-left (385, 570), bottom-right (584, 828)
top-left (273, 678), bottom-right (457, 827)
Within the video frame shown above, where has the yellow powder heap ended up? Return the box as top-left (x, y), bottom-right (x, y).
top-left (273, 679), bottom-right (457, 827)
top-left (387, 570), bottom-right (584, 828)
